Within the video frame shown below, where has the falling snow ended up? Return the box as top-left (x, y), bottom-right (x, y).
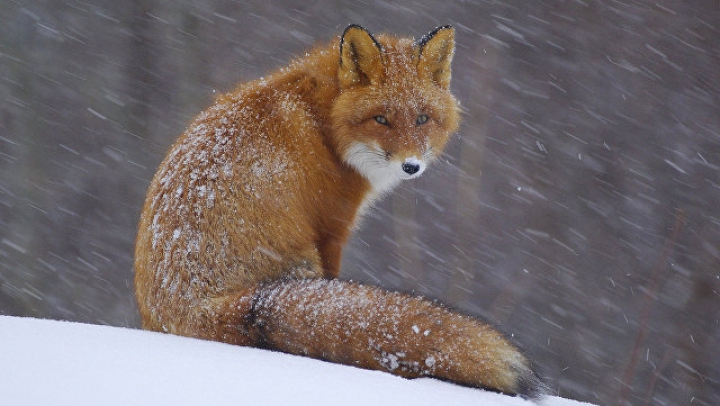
top-left (1, 2), bottom-right (718, 406)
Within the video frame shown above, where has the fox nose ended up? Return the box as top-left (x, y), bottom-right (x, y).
top-left (402, 162), bottom-right (421, 175)
top-left (401, 158), bottom-right (424, 175)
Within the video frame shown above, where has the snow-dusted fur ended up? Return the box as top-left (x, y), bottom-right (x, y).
top-left (134, 25), bottom-right (543, 397)
top-left (251, 279), bottom-right (542, 396)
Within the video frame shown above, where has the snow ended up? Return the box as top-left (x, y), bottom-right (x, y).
top-left (0, 316), bottom-right (595, 406)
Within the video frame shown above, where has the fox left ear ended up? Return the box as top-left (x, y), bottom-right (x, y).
top-left (339, 25), bottom-right (385, 89)
top-left (416, 26), bottom-right (455, 89)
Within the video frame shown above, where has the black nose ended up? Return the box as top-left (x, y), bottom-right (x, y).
top-left (402, 162), bottom-right (421, 175)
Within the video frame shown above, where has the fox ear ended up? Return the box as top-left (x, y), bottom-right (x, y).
top-left (339, 25), bottom-right (384, 88)
top-left (416, 26), bottom-right (455, 89)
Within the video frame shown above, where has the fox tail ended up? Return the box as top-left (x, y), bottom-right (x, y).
top-left (218, 278), bottom-right (544, 398)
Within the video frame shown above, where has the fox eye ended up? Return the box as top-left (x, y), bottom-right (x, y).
top-left (416, 114), bottom-right (429, 125)
top-left (374, 115), bottom-right (389, 126)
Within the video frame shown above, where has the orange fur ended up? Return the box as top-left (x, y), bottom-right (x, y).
top-left (134, 25), bottom-right (542, 397)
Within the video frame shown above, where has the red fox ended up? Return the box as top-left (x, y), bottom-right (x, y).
top-left (134, 25), bottom-right (543, 397)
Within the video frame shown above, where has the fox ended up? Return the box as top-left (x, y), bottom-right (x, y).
top-left (134, 25), bottom-right (543, 397)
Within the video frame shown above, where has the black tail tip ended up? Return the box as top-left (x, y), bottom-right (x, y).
top-left (515, 368), bottom-right (549, 400)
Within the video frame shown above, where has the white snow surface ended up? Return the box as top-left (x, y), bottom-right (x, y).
top-left (1, 316), bottom-right (595, 406)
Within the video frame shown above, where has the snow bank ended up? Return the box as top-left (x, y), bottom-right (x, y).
top-left (0, 316), bottom-right (594, 406)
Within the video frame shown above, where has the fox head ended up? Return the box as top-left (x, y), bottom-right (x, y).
top-left (331, 25), bottom-right (460, 195)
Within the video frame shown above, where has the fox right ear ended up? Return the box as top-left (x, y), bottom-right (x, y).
top-left (339, 25), bottom-right (384, 88)
top-left (416, 26), bottom-right (455, 89)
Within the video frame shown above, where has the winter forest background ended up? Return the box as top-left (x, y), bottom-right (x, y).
top-left (1, 1), bottom-right (718, 405)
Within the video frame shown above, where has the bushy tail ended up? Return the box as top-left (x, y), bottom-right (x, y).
top-left (225, 278), bottom-right (543, 398)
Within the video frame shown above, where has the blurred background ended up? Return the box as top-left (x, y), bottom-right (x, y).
top-left (1, 1), bottom-right (718, 404)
